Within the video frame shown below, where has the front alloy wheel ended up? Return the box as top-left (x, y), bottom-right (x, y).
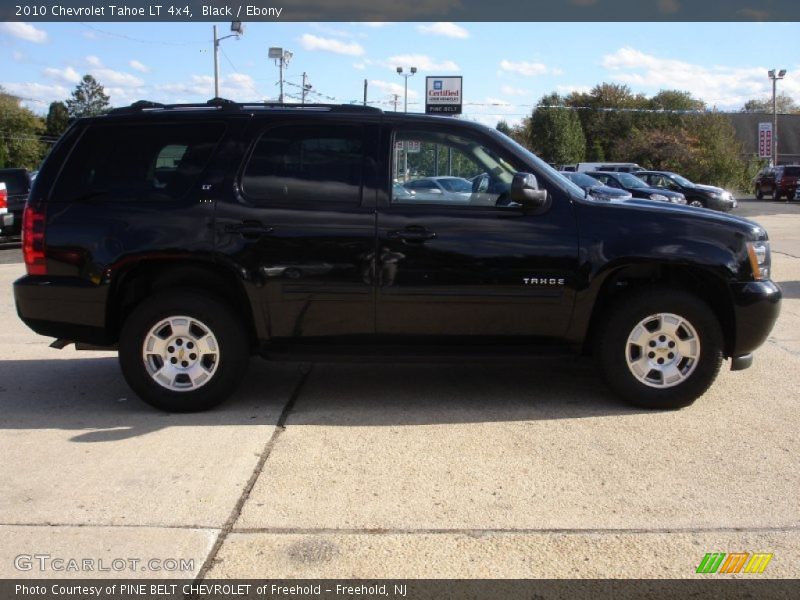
top-left (597, 288), bottom-right (723, 409)
top-left (625, 313), bottom-right (700, 388)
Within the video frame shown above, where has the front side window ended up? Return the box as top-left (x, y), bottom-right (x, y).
top-left (392, 129), bottom-right (525, 207)
top-left (56, 122), bottom-right (225, 202)
top-left (242, 125), bottom-right (364, 206)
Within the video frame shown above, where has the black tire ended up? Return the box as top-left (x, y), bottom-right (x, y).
top-left (119, 290), bottom-right (249, 412)
top-left (596, 288), bottom-right (723, 410)
top-left (688, 198), bottom-right (705, 208)
top-left (755, 185), bottom-right (763, 200)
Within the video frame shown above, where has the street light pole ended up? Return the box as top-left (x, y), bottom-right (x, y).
top-left (396, 66), bottom-right (417, 181)
top-left (768, 69), bottom-right (786, 166)
top-left (213, 22), bottom-right (244, 99)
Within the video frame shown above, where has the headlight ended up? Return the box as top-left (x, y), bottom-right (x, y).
top-left (746, 241), bottom-right (770, 280)
top-left (650, 193), bottom-right (668, 202)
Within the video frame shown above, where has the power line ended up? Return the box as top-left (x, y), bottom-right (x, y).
top-left (78, 22), bottom-right (207, 46)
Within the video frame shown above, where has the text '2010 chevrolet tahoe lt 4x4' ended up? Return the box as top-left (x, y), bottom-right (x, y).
top-left (14, 100), bottom-right (781, 412)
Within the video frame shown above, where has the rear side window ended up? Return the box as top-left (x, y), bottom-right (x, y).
top-left (241, 125), bottom-right (364, 206)
top-left (783, 166), bottom-right (800, 177)
top-left (55, 122), bottom-right (225, 202)
top-left (0, 171), bottom-right (30, 195)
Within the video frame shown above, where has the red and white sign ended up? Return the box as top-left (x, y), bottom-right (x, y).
top-left (758, 122), bottom-right (773, 158)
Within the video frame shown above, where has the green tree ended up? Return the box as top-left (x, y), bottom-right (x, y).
top-left (496, 120), bottom-right (512, 136)
top-left (45, 101), bottom-right (69, 139)
top-left (526, 93), bottom-right (586, 164)
top-left (566, 83), bottom-right (647, 161)
top-left (0, 88), bottom-right (45, 169)
top-left (65, 75), bottom-right (110, 118)
top-left (742, 93), bottom-right (799, 114)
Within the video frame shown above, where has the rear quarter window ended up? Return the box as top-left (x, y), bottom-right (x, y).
top-left (0, 171), bottom-right (30, 195)
top-left (53, 122), bottom-right (226, 202)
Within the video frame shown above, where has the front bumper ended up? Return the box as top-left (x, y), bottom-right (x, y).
top-left (729, 279), bottom-right (781, 357)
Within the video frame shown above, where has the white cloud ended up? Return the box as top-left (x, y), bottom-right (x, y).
top-left (43, 66), bottom-right (81, 85)
top-left (154, 73), bottom-right (261, 102)
top-left (387, 54), bottom-right (459, 72)
top-left (2, 82), bottom-right (69, 111)
top-left (499, 59), bottom-right (552, 77)
top-left (359, 22), bottom-right (389, 28)
top-left (81, 56), bottom-right (144, 88)
top-left (556, 84), bottom-right (591, 96)
top-left (500, 85), bottom-right (531, 97)
top-left (129, 60), bottom-right (150, 73)
top-left (601, 46), bottom-right (799, 109)
top-left (12, 50), bottom-right (25, 62)
top-left (370, 79), bottom-right (419, 99)
top-left (417, 22), bottom-right (469, 39)
top-left (299, 34), bottom-right (364, 56)
top-left (0, 22), bottom-right (47, 44)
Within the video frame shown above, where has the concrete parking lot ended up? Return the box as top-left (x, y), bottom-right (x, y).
top-left (0, 199), bottom-right (799, 580)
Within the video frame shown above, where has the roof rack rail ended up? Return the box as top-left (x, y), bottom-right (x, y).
top-left (108, 99), bottom-right (383, 116)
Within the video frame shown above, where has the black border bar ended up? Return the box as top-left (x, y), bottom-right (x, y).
top-left (1, 0), bottom-right (799, 22)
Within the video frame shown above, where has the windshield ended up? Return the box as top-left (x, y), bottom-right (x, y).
top-left (618, 172), bottom-right (648, 188)
top-left (492, 130), bottom-right (586, 198)
top-left (567, 172), bottom-right (601, 187)
top-left (438, 178), bottom-right (473, 193)
top-left (669, 173), bottom-right (694, 186)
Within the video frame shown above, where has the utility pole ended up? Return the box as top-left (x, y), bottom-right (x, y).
top-left (392, 94), bottom-right (399, 112)
top-left (363, 79), bottom-right (368, 106)
top-left (301, 72), bottom-right (308, 105)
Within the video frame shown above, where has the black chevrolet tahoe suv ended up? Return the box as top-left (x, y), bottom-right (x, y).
top-left (14, 100), bottom-right (781, 412)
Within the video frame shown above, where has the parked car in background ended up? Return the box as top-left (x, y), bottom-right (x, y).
top-left (636, 171), bottom-right (736, 212)
top-left (754, 165), bottom-right (800, 200)
top-left (561, 171), bottom-right (633, 201)
top-left (404, 176), bottom-right (473, 203)
top-left (575, 162), bottom-right (643, 173)
top-left (587, 171), bottom-right (687, 205)
top-left (0, 168), bottom-right (30, 240)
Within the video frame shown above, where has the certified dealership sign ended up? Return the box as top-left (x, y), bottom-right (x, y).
top-left (426, 77), bottom-right (463, 115)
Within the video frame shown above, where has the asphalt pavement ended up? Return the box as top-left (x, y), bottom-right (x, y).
top-left (0, 199), bottom-right (798, 581)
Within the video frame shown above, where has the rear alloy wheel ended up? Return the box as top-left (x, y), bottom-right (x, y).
top-left (119, 291), bottom-right (249, 412)
top-left (597, 288), bottom-right (723, 409)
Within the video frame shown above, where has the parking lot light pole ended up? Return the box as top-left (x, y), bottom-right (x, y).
top-left (768, 69), bottom-right (786, 166)
top-left (213, 21), bottom-right (244, 99)
top-left (270, 47), bottom-right (293, 103)
top-left (396, 66), bottom-right (417, 181)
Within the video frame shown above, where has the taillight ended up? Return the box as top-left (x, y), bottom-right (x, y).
top-left (23, 203), bottom-right (47, 275)
top-left (0, 185), bottom-right (7, 212)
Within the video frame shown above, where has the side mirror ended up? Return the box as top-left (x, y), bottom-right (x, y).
top-left (510, 172), bottom-right (548, 208)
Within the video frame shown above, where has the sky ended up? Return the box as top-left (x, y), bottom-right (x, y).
top-left (1, 21), bottom-right (799, 127)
